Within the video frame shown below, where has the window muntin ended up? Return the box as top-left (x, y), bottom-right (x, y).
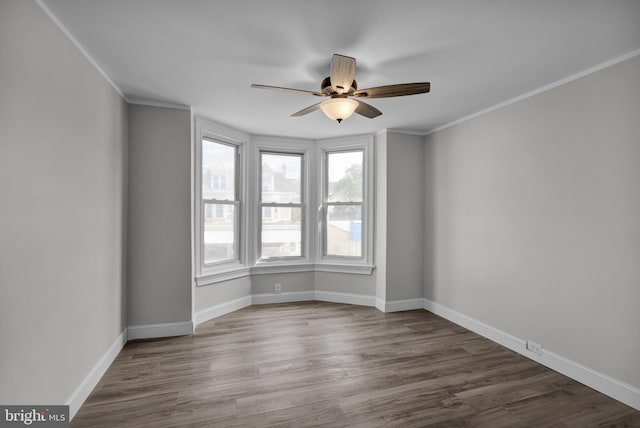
top-left (324, 150), bottom-right (364, 258)
top-left (259, 152), bottom-right (303, 260)
top-left (202, 138), bottom-right (239, 265)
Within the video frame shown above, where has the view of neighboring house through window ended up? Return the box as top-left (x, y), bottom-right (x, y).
top-left (259, 152), bottom-right (303, 259)
top-left (324, 150), bottom-right (363, 258)
top-left (201, 139), bottom-right (239, 265)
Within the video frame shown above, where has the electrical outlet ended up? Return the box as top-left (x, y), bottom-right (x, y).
top-left (274, 283), bottom-right (282, 294)
top-left (526, 340), bottom-right (543, 355)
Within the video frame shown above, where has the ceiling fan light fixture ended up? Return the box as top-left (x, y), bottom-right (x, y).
top-left (252, 54), bottom-right (429, 121)
top-left (320, 98), bottom-right (358, 123)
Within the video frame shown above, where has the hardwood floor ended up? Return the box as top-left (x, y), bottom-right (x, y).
top-left (72, 302), bottom-right (640, 427)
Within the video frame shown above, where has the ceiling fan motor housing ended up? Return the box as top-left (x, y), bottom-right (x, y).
top-left (322, 77), bottom-right (357, 95)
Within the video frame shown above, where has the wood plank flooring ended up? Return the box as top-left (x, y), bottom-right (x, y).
top-left (71, 302), bottom-right (640, 427)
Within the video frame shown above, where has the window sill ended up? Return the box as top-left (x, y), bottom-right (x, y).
top-left (196, 266), bottom-right (251, 286)
top-left (196, 263), bottom-right (375, 286)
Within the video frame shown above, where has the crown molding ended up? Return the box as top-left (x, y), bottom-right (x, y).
top-left (426, 48), bottom-right (640, 136)
top-left (36, 0), bottom-right (127, 101)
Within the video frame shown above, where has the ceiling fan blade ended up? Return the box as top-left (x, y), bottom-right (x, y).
top-left (354, 100), bottom-right (382, 119)
top-left (353, 82), bottom-right (430, 98)
top-left (330, 54), bottom-right (356, 95)
top-left (291, 102), bottom-right (323, 117)
top-left (251, 84), bottom-right (326, 97)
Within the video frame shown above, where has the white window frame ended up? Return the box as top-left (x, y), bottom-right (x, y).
top-left (316, 135), bottom-right (374, 271)
top-left (194, 117), bottom-right (250, 286)
top-left (258, 151), bottom-right (306, 262)
top-left (202, 138), bottom-right (240, 265)
top-left (251, 136), bottom-right (314, 272)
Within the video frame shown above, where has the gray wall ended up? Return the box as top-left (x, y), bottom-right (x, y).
top-left (251, 272), bottom-right (314, 295)
top-left (127, 105), bottom-right (192, 326)
top-left (385, 132), bottom-right (425, 301)
top-left (195, 276), bottom-right (251, 312)
top-left (314, 272), bottom-right (376, 296)
top-left (0, 0), bottom-right (127, 404)
top-left (424, 55), bottom-right (640, 388)
top-left (195, 270), bottom-right (375, 316)
top-left (374, 131), bottom-right (426, 303)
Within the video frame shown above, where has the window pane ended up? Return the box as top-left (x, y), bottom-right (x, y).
top-left (261, 207), bottom-right (301, 258)
top-left (202, 139), bottom-right (235, 200)
top-left (204, 203), bottom-right (236, 264)
top-left (326, 205), bottom-right (362, 257)
top-left (261, 153), bottom-right (302, 203)
top-left (327, 151), bottom-right (363, 202)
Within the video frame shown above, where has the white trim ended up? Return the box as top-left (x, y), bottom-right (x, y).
top-left (194, 295), bottom-right (252, 325)
top-left (387, 128), bottom-right (427, 136)
top-left (423, 299), bottom-right (524, 351)
top-left (196, 267), bottom-right (251, 286)
top-left (196, 263), bottom-right (374, 286)
top-left (197, 116), bottom-right (251, 145)
top-left (314, 291), bottom-right (376, 307)
top-left (128, 99), bottom-right (191, 110)
top-left (36, 0), bottom-right (126, 101)
top-left (127, 321), bottom-right (193, 340)
top-left (190, 109), bottom-right (197, 331)
top-left (313, 263), bottom-right (374, 275)
top-left (423, 298), bottom-right (640, 411)
top-left (426, 48), bottom-right (640, 136)
top-left (251, 291), bottom-right (315, 305)
top-left (67, 329), bottom-right (127, 420)
top-left (383, 298), bottom-right (425, 313)
top-left (194, 117), bottom-right (250, 281)
top-left (375, 298), bottom-right (386, 312)
top-left (316, 134), bottom-right (375, 268)
top-left (251, 137), bottom-right (314, 266)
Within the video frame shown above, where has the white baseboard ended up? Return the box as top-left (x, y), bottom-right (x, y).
top-left (423, 298), bottom-right (640, 411)
top-left (423, 299), bottom-right (525, 351)
top-left (194, 291), bottom-right (373, 326)
top-left (194, 295), bottom-right (252, 325)
top-left (198, 293), bottom-right (423, 314)
top-left (383, 298), bottom-right (425, 313)
top-left (314, 290), bottom-right (376, 307)
top-left (252, 290), bottom-right (377, 307)
top-left (251, 291), bottom-right (315, 305)
top-left (67, 329), bottom-right (127, 420)
top-left (127, 321), bottom-right (194, 340)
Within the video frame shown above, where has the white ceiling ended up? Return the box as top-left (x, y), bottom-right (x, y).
top-left (41, 0), bottom-right (640, 139)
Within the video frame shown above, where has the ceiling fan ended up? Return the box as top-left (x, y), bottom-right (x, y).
top-left (251, 54), bottom-right (431, 123)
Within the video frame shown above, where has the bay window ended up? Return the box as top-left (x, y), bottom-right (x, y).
top-left (195, 118), bottom-right (373, 285)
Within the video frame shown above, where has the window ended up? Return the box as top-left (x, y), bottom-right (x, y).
top-left (201, 138), bottom-right (239, 265)
top-left (316, 135), bottom-right (373, 270)
top-left (323, 150), bottom-right (364, 258)
top-left (195, 118), bottom-right (373, 285)
top-left (259, 152), bottom-right (303, 260)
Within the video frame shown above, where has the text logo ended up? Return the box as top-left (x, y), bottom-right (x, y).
top-left (1, 406), bottom-right (68, 428)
